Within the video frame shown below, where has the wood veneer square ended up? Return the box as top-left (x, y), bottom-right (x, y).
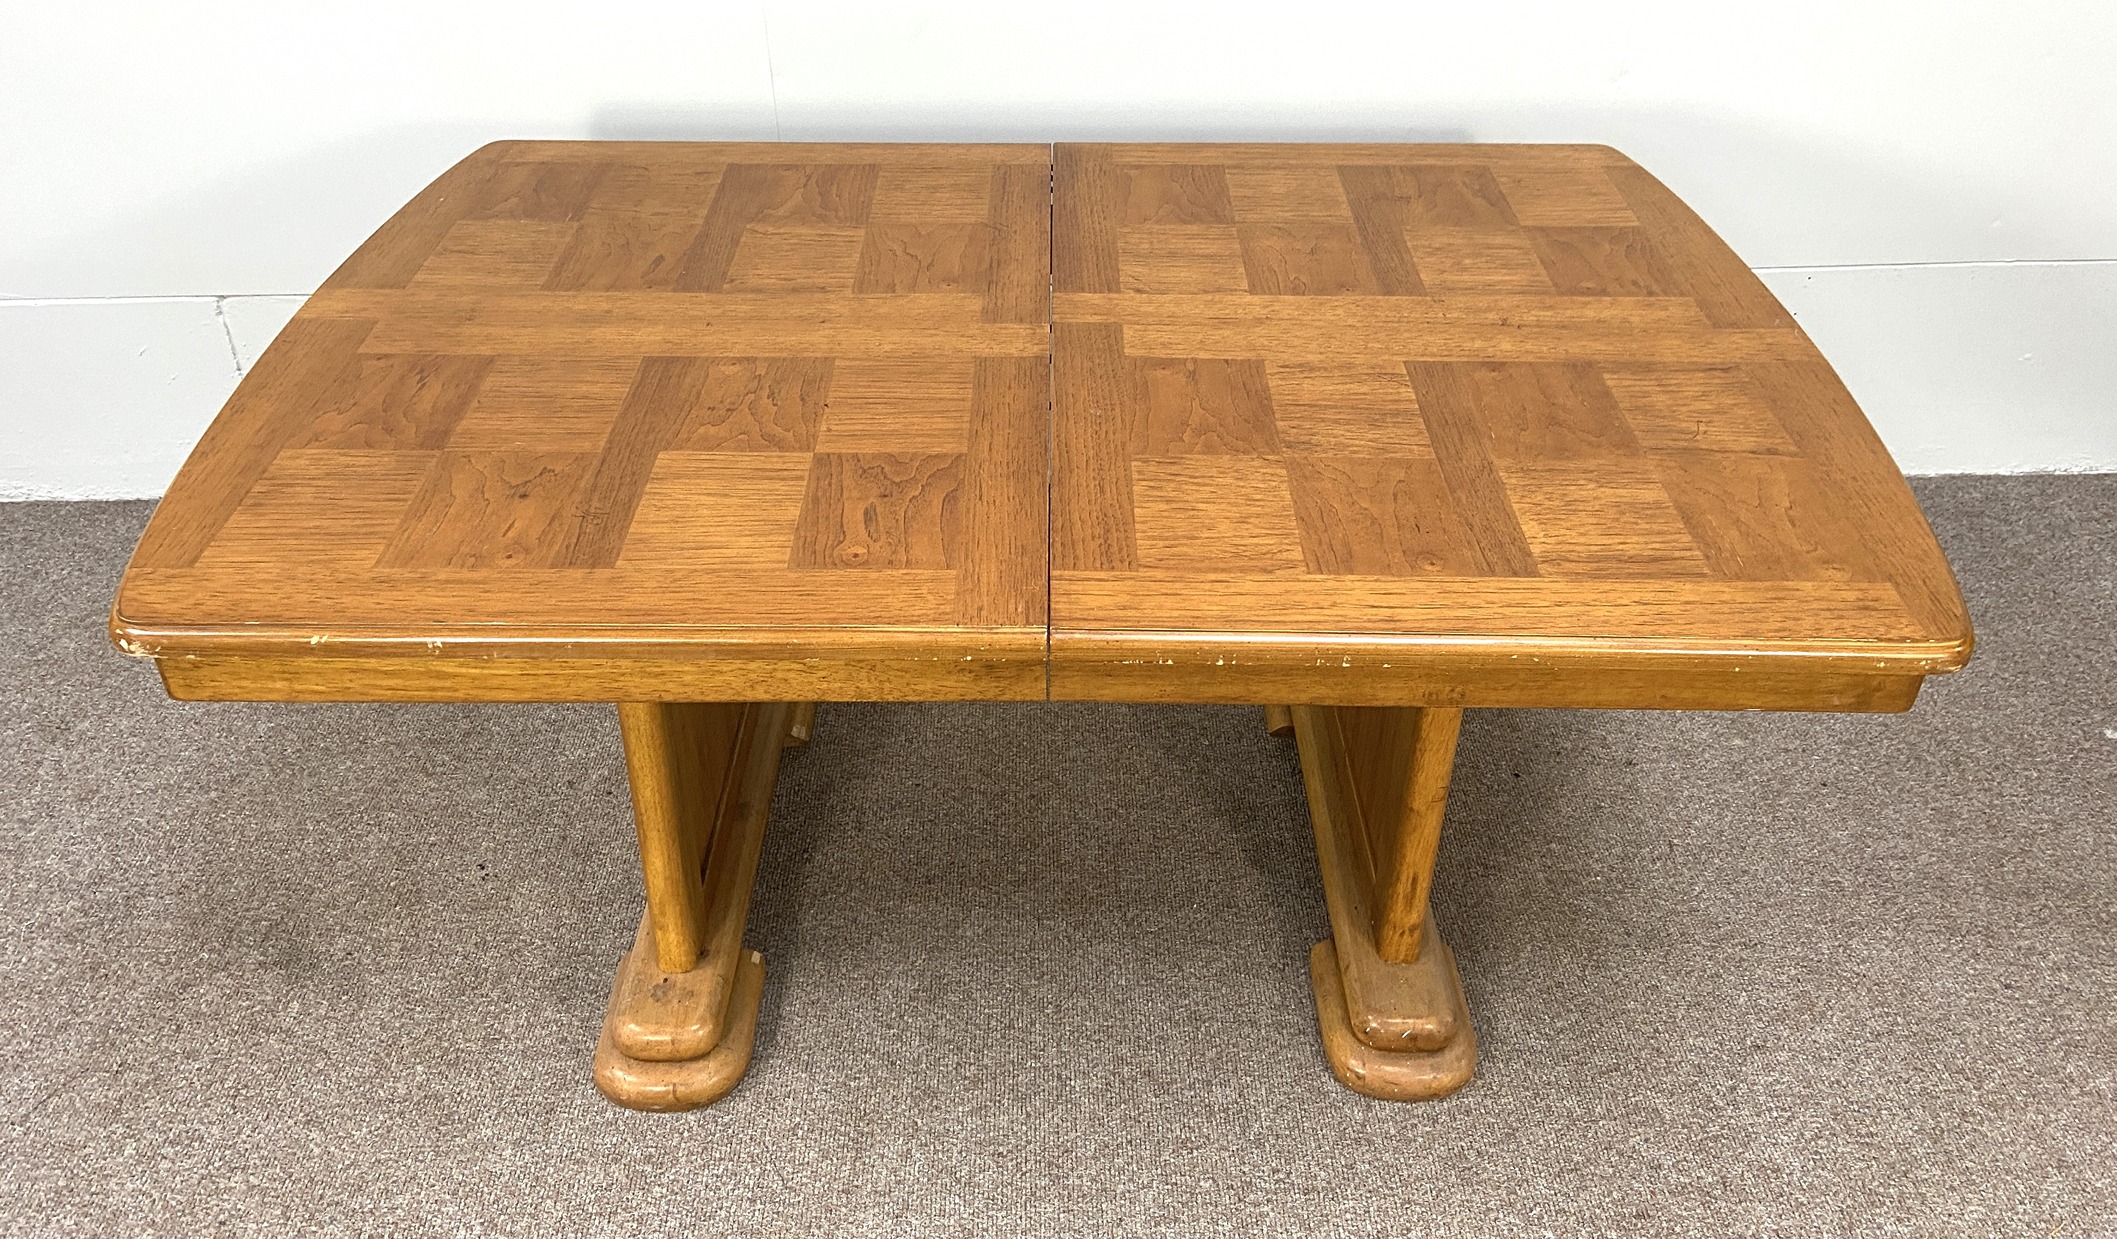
top-left (467, 160), bottom-right (607, 221)
top-left (1654, 451), bottom-right (1875, 582)
top-left (854, 223), bottom-right (998, 294)
top-left (446, 357), bottom-right (645, 453)
top-left (1529, 227), bottom-right (1681, 297)
top-left (1499, 463), bottom-right (1710, 578)
top-left (814, 358), bottom-right (975, 454)
top-left (674, 358), bottom-right (833, 453)
top-left (1600, 367), bottom-right (1798, 454)
top-left (200, 450), bottom-right (436, 568)
top-left (1266, 363), bottom-right (1431, 455)
top-left (738, 164), bottom-right (881, 227)
top-left (297, 355), bottom-right (493, 450)
top-left (545, 185), bottom-right (719, 292)
top-left (1392, 165), bottom-right (1519, 229)
top-left (1131, 456), bottom-right (1304, 574)
top-left (722, 226), bottom-right (866, 292)
top-left (1403, 227), bottom-right (1554, 294)
top-left (1117, 227), bottom-right (1249, 293)
top-left (378, 451), bottom-right (600, 569)
top-left (411, 220), bottom-right (577, 287)
top-left (869, 165), bottom-right (995, 221)
top-left (1465, 362), bottom-right (1642, 464)
top-left (1223, 165), bottom-right (1353, 221)
top-left (1129, 357), bottom-right (1280, 455)
top-left (1285, 456), bottom-right (1487, 576)
top-left (620, 452), bottom-right (815, 568)
top-left (790, 453), bottom-right (963, 569)
top-left (1493, 168), bottom-right (1639, 227)
top-left (1118, 164), bottom-right (1236, 224)
top-left (1239, 224), bottom-right (1380, 295)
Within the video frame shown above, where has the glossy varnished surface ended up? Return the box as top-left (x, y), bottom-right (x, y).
top-left (1048, 143), bottom-right (1971, 707)
top-left (114, 142), bottom-right (1050, 700)
top-left (115, 140), bottom-right (1971, 709)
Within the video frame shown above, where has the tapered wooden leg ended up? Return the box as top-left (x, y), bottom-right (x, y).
top-left (1263, 704), bottom-right (1295, 737)
top-left (1292, 704), bottom-right (1476, 1100)
top-left (592, 701), bottom-right (793, 1111)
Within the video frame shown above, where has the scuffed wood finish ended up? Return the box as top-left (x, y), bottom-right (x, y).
top-left (112, 141), bottom-right (1051, 703)
top-left (1049, 143), bottom-right (1973, 709)
top-left (1294, 703), bottom-right (1476, 1097)
top-left (784, 701), bottom-right (817, 747)
top-left (145, 636), bottom-right (1043, 703)
top-left (601, 701), bottom-right (788, 1107)
top-left (1310, 942), bottom-right (1475, 1102)
top-left (1342, 705), bottom-right (1461, 962)
top-left (596, 949), bottom-right (765, 1111)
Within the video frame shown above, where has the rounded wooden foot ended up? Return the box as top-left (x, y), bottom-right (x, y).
top-left (1309, 940), bottom-right (1476, 1101)
top-left (1263, 704), bottom-right (1295, 736)
top-left (593, 948), bottom-right (765, 1111)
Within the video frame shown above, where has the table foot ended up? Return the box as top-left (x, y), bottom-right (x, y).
top-left (1309, 939), bottom-right (1476, 1101)
top-left (594, 946), bottom-right (765, 1111)
top-left (1263, 704), bottom-right (1295, 736)
top-left (784, 702), bottom-right (817, 747)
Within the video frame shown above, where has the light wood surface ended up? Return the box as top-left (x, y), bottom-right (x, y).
top-left (113, 140), bottom-right (1970, 713)
top-left (1309, 942), bottom-right (1476, 1101)
top-left (113, 142), bottom-right (1051, 703)
top-left (1342, 705), bottom-right (1460, 962)
top-left (1295, 703), bottom-right (1477, 1094)
top-left (617, 699), bottom-right (784, 1004)
top-left (102, 140), bottom-right (1980, 1112)
top-left (1048, 143), bottom-right (1972, 709)
top-left (595, 948), bottom-right (765, 1111)
top-left (617, 701), bottom-right (740, 972)
top-left (603, 701), bottom-right (786, 1102)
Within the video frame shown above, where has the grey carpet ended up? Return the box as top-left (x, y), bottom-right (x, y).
top-left (1, 476), bottom-right (2111, 1238)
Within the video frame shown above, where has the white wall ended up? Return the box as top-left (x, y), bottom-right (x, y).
top-left (4, 0), bottom-right (2112, 496)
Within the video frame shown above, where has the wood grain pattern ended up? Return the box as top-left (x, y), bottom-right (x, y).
top-left (114, 142), bottom-right (1050, 702)
top-left (116, 141), bottom-right (1970, 715)
top-left (1049, 143), bottom-right (1972, 708)
top-left (1295, 703), bottom-right (1476, 1097)
top-left (617, 701), bottom-right (742, 973)
top-left (1309, 940), bottom-right (1476, 1101)
top-left (610, 701), bottom-right (786, 1049)
top-left (595, 947), bottom-right (764, 1111)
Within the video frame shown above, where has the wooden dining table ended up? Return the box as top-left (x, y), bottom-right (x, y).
top-left (110, 141), bottom-right (1972, 1109)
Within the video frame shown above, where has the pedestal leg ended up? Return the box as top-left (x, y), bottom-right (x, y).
top-left (784, 702), bottom-right (817, 748)
top-left (591, 701), bottom-right (793, 1111)
top-left (1291, 704), bottom-right (1477, 1100)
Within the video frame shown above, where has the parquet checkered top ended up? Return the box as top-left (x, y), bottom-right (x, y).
top-left (115, 141), bottom-right (1969, 696)
top-left (1048, 143), bottom-right (1967, 662)
top-left (118, 142), bottom-right (1050, 648)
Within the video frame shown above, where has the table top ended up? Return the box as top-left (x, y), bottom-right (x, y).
top-left (1046, 143), bottom-right (1971, 708)
top-left (113, 142), bottom-right (1053, 701)
top-left (114, 140), bottom-right (1970, 709)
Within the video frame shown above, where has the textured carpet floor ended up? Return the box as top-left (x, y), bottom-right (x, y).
top-left (1, 476), bottom-right (2111, 1238)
